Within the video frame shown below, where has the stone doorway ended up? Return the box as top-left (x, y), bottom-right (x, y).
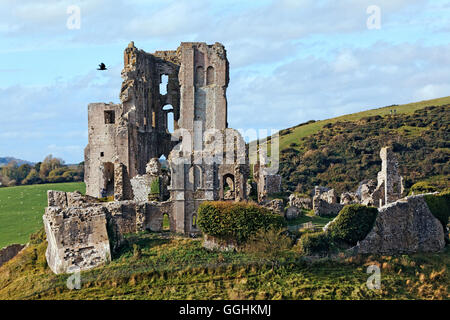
top-left (223, 173), bottom-right (235, 200)
top-left (102, 162), bottom-right (114, 198)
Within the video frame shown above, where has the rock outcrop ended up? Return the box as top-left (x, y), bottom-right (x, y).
top-left (351, 195), bottom-right (445, 255)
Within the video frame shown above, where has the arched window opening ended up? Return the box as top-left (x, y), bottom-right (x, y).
top-left (102, 162), bottom-right (115, 198)
top-left (194, 165), bottom-right (202, 190)
top-left (223, 173), bottom-right (235, 200)
top-left (160, 74), bottom-right (168, 95)
top-left (163, 105), bottom-right (174, 133)
top-left (192, 214), bottom-right (198, 229)
top-left (195, 66), bottom-right (204, 86)
top-left (206, 66), bottom-right (214, 85)
top-left (162, 213), bottom-right (170, 231)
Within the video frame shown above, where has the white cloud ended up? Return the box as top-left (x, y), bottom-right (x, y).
top-left (333, 51), bottom-right (360, 73)
top-left (227, 42), bottom-right (450, 131)
top-left (414, 84), bottom-right (450, 101)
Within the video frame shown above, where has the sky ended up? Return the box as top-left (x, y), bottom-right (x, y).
top-left (0, 0), bottom-right (449, 164)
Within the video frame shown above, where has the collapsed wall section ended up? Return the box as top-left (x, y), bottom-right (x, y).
top-left (44, 191), bottom-right (174, 274)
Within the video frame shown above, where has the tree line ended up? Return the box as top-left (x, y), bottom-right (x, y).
top-left (0, 155), bottom-right (84, 187)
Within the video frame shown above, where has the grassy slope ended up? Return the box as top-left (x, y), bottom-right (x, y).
top-left (0, 182), bottom-right (85, 248)
top-left (0, 231), bottom-right (448, 300)
top-left (278, 96), bottom-right (450, 151)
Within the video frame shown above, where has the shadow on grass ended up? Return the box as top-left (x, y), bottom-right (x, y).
top-left (113, 232), bottom-right (171, 259)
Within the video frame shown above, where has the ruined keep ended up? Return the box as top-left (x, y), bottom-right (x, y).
top-left (359, 146), bottom-right (404, 207)
top-left (44, 42), bottom-right (250, 274)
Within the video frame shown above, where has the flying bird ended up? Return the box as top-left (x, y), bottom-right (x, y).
top-left (97, 63), bottom-right (107, 70)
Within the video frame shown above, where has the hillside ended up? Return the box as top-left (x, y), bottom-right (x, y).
top-left (271, 97), bottom-right (450, 195)
top-left (0, 157), bottom-right (33, 167)
top-left (0, 229), bottom-right (448, 300)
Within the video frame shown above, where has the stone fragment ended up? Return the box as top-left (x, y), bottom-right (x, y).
top-left (43, 206), bottom-right (111, 274)
top-left (351, 195), bottom-right (445, 254)
top-left (288, 193), bottom-right (312, 210)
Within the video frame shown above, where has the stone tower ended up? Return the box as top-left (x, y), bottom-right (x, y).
top-left (83, 42), bottom-right (249, 234)
top-left (373, 146), bottom-right (404, 207)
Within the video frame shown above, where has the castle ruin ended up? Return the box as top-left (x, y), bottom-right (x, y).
top-left (44, 42), bottom-right (251, 274)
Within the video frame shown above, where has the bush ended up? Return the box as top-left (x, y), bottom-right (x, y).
top-left (297, 232), bottom-right (331, 255)
top-left (327, 204), bottom-right (378, 246)
top-left (424, 190), bottom-right (450, 230)
top-left (244, 227), bottom-right (293, 258)
top-left (409, 181), bottom-right (437, 195)
top-left (197, 201), bottom-right (286, 244)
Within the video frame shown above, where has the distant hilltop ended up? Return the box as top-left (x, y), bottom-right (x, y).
top-left (0, 157), bottom-right (34, 167)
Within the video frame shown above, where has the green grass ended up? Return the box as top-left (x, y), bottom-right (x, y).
top-left (287, 210), bottom-right (333, 228)
top-left (0, 182), bottom-right (85, 248)
top-left (0, 230), bottom-right (448, 300)
top-left (276, 96), bottom-right (450, 151)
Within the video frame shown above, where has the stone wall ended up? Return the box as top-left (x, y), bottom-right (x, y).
top-left (288, 193), bottom-right (312, 210)
top-left (351, 195), bottom-right (445, 255)
top-left (44, 205), bottom-right (111, 274)
top-left (313, 187), bottom-right (343, 216)
top-left (357, 147), bottom-right (404, 207)
top-left (44, 190), bottom-right (175, 273)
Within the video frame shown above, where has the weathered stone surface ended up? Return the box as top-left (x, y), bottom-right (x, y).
top-left (67, 191), bottom-right (98, 207)
top-left (130, 174), bottom-right (156, 202)
top-left (47, 190), bottom-right (68, 208)
top-left (0, 244), bottom-right (25, 267)
top-left (43, 206), bottom-right (111, 274)
top-left (262, 199), bottom-right (285, 216)
top-left (146, 158), bottom-right (161, 175)
top-left (359, 147), bottom-right (404, 207)
top-left (351, 195), bottom-right (445, 255)
top-left (288, 193), bottom-right (312, 210)
top-left (313, 199), bottom-right (344, 217)
top-left (313, 187), bottom-right (343, 216)
top-left (340, 192), bottom-right (359, 205)
top-left (357, 179), bottom-right (377, 205)
top-left (285, 206), bottom-right (300, 220)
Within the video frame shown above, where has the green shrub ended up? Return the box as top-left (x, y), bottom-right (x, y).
top-left (197, 201), bottom-right (285, 244)
top-left (297, 232), bottom-right (331, 255)
top-left (327, 204), bottom-right (378, 246)
top-left (408, 181), bottom-right (437, 195)
top-left (424, 190), bottom-right (450, 230)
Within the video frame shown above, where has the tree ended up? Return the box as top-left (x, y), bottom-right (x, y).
top-left (39, 155), bottom-right (64, 180)
top-left (22, 169), bottom-right (42, 185)
top-left (17, 164), bottom-right (32, 184)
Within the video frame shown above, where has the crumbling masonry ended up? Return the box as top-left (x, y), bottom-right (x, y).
top-left (44, 42), bottom-right (250, 274)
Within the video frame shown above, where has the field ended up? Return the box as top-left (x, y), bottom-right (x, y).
top-left (0, 182), bottom-right (85, 248)
top-left (0, 230), bottom-right (448, 300)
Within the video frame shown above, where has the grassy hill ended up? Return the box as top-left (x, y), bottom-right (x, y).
top-left (0, 157), bottom-right (33, 167)
top-left (277, 96), bottom-right (450, 151)
top-left (0, 229), bottom-right (448, 300)
top-left (268, 97), bottom-right (450, 195)
top-left (0, 182), bottom-right (85, 248)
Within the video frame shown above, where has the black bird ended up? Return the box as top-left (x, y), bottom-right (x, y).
top-left (97, 63), bottom-right (107, 70)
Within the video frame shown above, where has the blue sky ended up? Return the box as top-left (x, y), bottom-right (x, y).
top-left (0, 0), bottom-right (449, 164)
